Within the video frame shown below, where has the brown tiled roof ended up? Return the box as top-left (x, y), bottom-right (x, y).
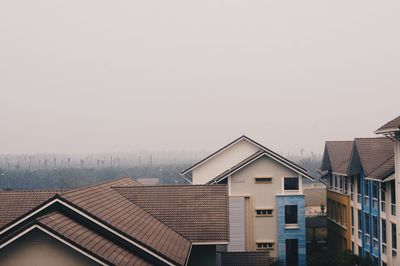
top-left (37, 211), bottom-right (151, 265)
top-left (354, 138), bottom-right (394, 180)
top-left (60, 177), bottom-right (191, 265)
top-left (0, 190), bottom-right (58, 229)
top-left (113, 184), bottom-right (229, 243)
top-left (376, 115), bottom-right (400, 133)
top-left (221, 252), bottom-right (273, 266)
top-left (321, 141), bottom-right (354, 175)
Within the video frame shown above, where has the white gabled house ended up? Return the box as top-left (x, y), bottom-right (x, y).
top-left (181, 135), bottom-right (315, 266)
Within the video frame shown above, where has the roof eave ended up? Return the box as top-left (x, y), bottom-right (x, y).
top-left (375, 127), bottom-right (400, 135)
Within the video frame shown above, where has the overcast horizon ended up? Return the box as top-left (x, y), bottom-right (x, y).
top-left (1, 1), bottom-right (399, 155)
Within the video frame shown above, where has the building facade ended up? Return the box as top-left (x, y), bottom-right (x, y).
top-left (181, 136), bottom-right (315, 266)
top-left (321, 141), bottom-right (353, 258)
top-left (322, 115), bottom-right (400, 266)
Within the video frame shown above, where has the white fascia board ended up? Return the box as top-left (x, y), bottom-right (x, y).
top-left (0, 198), bottom-right (177, 266)
top-left (181, 137), bottom-right (247, 175)
top-left (212, 152), bottom-right (314, 184)
top-left (375, 128), bottom-right (400, 134)
top-left (0, 224), bottom-right (108, 266)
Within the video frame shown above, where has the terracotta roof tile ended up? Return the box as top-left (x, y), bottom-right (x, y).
top-left (0, 190), bottom-right (58, 229)
top-left (114, 184), bottom-right (229, 243)
top-left (37, 211), bottom-right (151, 266)
top-left (376, 115), bottom-right (400, 133)
top-left (354, 138), bottom-right (394, 180)
top-left (60, 177), bottom-right (191, 265)
top-left (321, 141), bottom-right (354, 175)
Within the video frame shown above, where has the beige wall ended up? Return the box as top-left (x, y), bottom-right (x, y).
top-left (192, 139), bottom-right (260, 184)
top-left (0, 229), bottom-right (99, 266)
top-left (230, 156), bottom-right (302, 257)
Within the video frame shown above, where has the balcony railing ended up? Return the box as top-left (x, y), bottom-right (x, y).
top-left (351, 227), bottom-right (354, 235)
top-left (381, 201), bottom-right (386, 212)
top-left (357, 194), bottom-right (361, 203)
top-left (366, 234), bottom-right (370, 244)
top-left (392, 204), bottom-right (396, 216)
top-left (358, 230), bottom-right (362, 240)
top-left (392, 249), bottom-right (397, 258)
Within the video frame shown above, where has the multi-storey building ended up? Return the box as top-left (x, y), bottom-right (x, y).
top-left (320, 141), bottom-right (353, 257)
top-left (323, 115), bottom-right (400, 266)
top-left (181, 135), bottom-right (315, 266)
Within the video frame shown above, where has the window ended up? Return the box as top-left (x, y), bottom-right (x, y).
top-left (365, 180), bottom-right (369, 196)
top-left (392, 223), bottom-right (397, 250)
top-left (358, 210), bottom-right (362, 231)
top-left (256, 242), bottom-right (274, 250)
top-left (365, 213), bottom-right (370, 234)
top-left (256, 209), bottom-right (273, 217)
top-left (351, 207), bottom-right (354, 227)
top-left (372, 182), bottom-right (378, 199)
top-left (334, 174), bottom-right (338, 189)
top-left (382, 219), bottom-right (387, 244)
top-left (391, 180), bottom-right (396, 204)
top-left (255, 177), bottom-right (272, 183)
top-left (285, 205), bottom-right (298, 224)
top-left (284, 177), bottom-right (299, 190)
top-left (373, 216), bottom-right (378, 239)
top-left (381, 183), bottom-right (386, 201)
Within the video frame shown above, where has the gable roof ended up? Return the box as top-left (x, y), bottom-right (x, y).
top-left (0, 190), bottom-right (60, 228)
top-left (181, 135), bottom-right (314, 181)
top-left (36, 212), bottom-right (151, 265)
top-left (0, 177), bottom-right (192, 265)
top-left (113, 184), bottom-right (229, 244)
top-left (60, 177), bottom-right (191, 265)
top-left (206, 150), bottom-right (315, 185)
top-left (320, 141), bottom-right (353, 175)
top-left (352, 138), bottom-right (394, 181)
top-left (375, 115), bottom-right (400, 134)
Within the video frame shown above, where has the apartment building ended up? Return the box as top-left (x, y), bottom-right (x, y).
top-left (181, 135), bottom-right (315, 266)
top-left (320, 141), bottom-right (353, 257)
top-left (323, 115), bottom-right (400, 266)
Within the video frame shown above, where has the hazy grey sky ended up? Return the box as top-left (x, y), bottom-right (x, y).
top-left (1, 1), bottom-right (399, 155)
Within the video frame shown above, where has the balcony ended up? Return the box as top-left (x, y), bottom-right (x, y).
top-left (358, 230), bottom-right (362, 240)
top-left (381, 201), bottom-right (386, 212)
top-left (392, 204), bottom-right (396, 216)
top-left (392, 249), bottom-right (397, 258)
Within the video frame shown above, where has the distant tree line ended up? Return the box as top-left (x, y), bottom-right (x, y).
top-left (0, 163), bottom-right (191, 190)
top-left (0, 152), bottom-right (322, 190)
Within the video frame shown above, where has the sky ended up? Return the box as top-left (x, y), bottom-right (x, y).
top-left (1, 0), bottom-right (399, 155)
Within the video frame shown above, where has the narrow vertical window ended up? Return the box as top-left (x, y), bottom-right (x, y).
top-left (392, 223), bottom-right (397, 250)
top-left (285, 205), bottom-right (298, 224)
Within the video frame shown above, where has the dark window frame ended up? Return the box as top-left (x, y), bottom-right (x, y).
top-left (284, 177), bottom-right (299, 191)
top-left (285, 205), bottom-right (298, 224)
